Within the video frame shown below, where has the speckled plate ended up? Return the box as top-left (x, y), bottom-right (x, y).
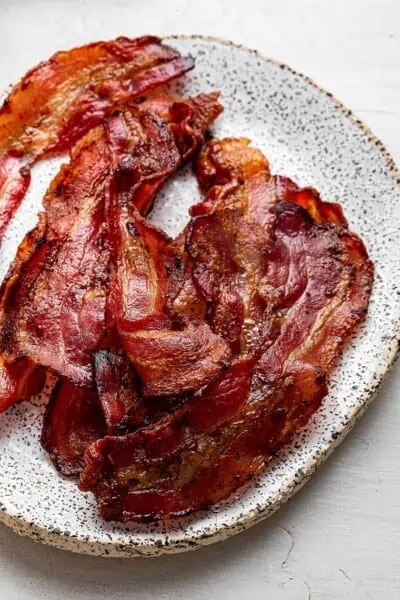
top-left (0, 35), bottom-right (399, 557)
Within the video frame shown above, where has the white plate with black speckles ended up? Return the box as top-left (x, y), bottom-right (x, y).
top-left (0, 35), bottom-right (399, 557)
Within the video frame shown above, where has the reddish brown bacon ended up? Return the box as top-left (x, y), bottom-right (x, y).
top-left (107, 148), bottom-right (232, 398)
top-left (7, 127), bottom-right (111, 388)
top-left (0, 91), bottom-right (222, 404)
top-left (94, 347), bottom-right (184, 435)
top-left (177, 138), bottom-right (276, 357)
top-left (0, 221), bottom-right (47, 412)
top-left (80, 138), bottom-right (373, 522)
top-left (0, 36), bottom-right (194, 240)
top-left (94, 348), bottom-right (146, 436)
top-left (41, 378), bottom-right (106, 476)
top-left (275, 175), bottom-right (347, 227)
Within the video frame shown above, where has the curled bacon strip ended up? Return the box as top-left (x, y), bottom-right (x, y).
top-left (94, 348), bottom-right (146, 436)
top-left (0, 91), bottom-right (222, 402)
top-left (94, 347), bottom-right (184, 436)
top-left (103, 97), bottom-right (229, 399)
top-left (80, 139), bottom-right (373, 522)
top-left (0, 36), bottom-right (194, 240)
top-left (0, 221), bottom-right (46, 412)
top-left (41, 378), bottom-right (106, 476)
top-left (6, 127), bottom-right (111, 387)
top-left (177, 138), bottom-right (276, 357)
top-left (275, 175), bottom-right (347, 227)
top-left (107, 161), bottom-right (232, 398)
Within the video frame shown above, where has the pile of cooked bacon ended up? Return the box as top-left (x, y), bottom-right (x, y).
top-left (0, 36), bottom-right (373, 522)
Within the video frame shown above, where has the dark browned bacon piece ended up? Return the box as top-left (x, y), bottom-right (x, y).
top-left (94, 348), bottom-right (146, 435)
top-left (41, 378), bottom-right (106, 476)
top-left (0, 91), bottom-right (222, 405)
top-left (94, 347), bottom-right (185, 436)
top-left (106, 157), bottom-right (232, 398)
top-left (0, 221), bottom-right (47, 412)
top-left (7, 127), bottom-right (111, 388)
top-left (80, 139), bottom-right (373, 522)
top-left (0, 36), bottom-right (194, 240)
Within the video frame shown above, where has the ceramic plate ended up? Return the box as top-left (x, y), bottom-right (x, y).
top-left (0, 35), bottom-right (399, 557)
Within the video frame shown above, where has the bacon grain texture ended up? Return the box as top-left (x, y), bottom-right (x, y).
top-left (80, 138), bottom-right (373, 522)
top-left (9, 127), bottom-right (111, 387)
top-left (0, 36), bottom-right (194, 240)
top-left (107, 150), bottom-right (232, 398)
top-left (41, 378), bottom-right (106, 476)
top-left (0, 39), bottom-right (374, 523)
top-left (0, 91), bottom-right (222, 405)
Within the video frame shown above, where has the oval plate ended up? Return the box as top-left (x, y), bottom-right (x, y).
top-left (0, 35), bottom-right (399, 557)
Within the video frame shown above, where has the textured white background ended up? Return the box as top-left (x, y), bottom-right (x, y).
top-left (0, 0), bottom-right (400, 597)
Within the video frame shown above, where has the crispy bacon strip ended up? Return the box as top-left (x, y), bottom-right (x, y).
top-left (9, 127), bottom-right (111, 387)
top-left (81, 140), bottom-right (373, 522)
top-left (0, 92), bottom-right (222, 398)
top-left (94, 347), bottom-right (184, 435)
top-left (41, 378), bottom-right (106, 476)
top-left (0, 222), bottom-right (46, 412)
top-left (94, 348), bottom-right (146, 435)
top-left (105, 102), bottom-right (230, 398)
top-left (173, 138), bottom-right (276, 357)
top-left (0, 36), bottom-right (194, 239)
top-left (107, 178), bottom-right (231, 397)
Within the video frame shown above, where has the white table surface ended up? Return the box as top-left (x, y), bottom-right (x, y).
top-left (1, 0), bottom-right (399, 598)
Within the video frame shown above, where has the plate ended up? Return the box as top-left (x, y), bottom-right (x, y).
top-left (0, 35), bottom-right (399, 557)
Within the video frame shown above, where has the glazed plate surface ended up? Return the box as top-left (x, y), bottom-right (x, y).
top-left (0, 36), bottom-right (399, 556)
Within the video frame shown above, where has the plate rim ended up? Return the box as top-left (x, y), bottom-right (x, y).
top-left (1, 33), bottom-right (399, 557)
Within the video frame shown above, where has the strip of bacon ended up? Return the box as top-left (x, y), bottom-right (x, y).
top-left (173, 138), bottom-right (276, 357)
top-left (104, 99), bottom-right (230, 398)
top-left (80, 139), bottom-right (373, 522)
top-left (0, 221), bottom-right (46, 412)
top-left (94, 347), bottom-right (184, 436)
top-left (41, 378), bottom-right (106, 476)
top-left (9, 127), bottom-right (111, 387)
top-left (107, 171), bottom-right (232, 397)
top-left (0, 92), bottom-right (222, 398)
top-left (94, 348), bottom-right (146, 435)
top-left (0, 36), bottom-right (194, 240)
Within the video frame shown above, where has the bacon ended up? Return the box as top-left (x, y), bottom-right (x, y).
top-left (138, 90), bottom-right (223, 164)
top-left (9, 127), bottom-right (111, 387)
top-left (183, 138), bottom-right (275, 356)
top-left (0, 36), bottom-right (194, 240)
top-left (104, 104), bottom-right (231, 398)
top-left (94, 348), bottom-right (146, 435)
top-left (275, 175), bottom-right (347, 227)
top-left (105, 91), bottom-right (223, 215)
top-left (79, 359), bottom-right (253, 519)
top-left (0, 92), bottom-right (222, 401)
top-left (41, 378), bottom-right (106, 476)
top-left (107, 173), bottom-right (232, 397)
top-left (94, 347), bottom-right (185, 435)
top-left (0, 356), bottom-right (44, 414)
top-left (0, 222), bottom-right (46, 412)
top-left (42, 342), bottom-right (187, 475)
top-left (80, 139), bottom-right (373, 522)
